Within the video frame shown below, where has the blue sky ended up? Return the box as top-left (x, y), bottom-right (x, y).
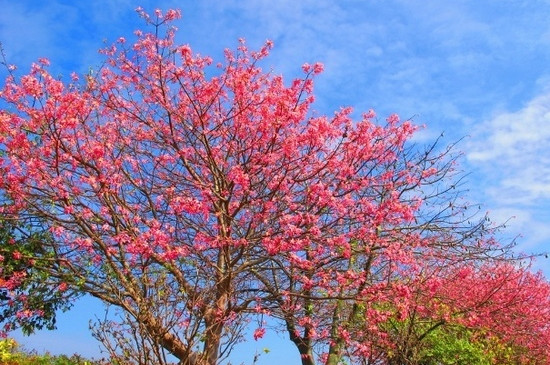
top-left (2, 0), bottom-right (550, 362)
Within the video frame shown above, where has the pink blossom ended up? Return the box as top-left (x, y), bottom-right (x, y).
top-left (312, 62), bottom-right (324, 74)
top-left (58, 282), bottom-right (68, 292)
top-left (253, 327), bottom-right (265, 341)
top-left (164, 9), bottom-right (181, 21)
top-left (38, 58), bottom-right (50, 66)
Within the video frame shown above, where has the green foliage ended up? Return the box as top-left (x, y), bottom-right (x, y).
top-left (417, 325), bottom-right (492, 365)
top-left (0, 338), bottom-right (18, 362)
top-left (0, 338), bottom-right (100, 365)
top-left (380, 316), bottom-right (533, 365)
top-left (0, 217), bottom-right (75, 334)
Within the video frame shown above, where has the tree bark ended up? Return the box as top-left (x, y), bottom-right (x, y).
top-left (286, 316), bottom-right (316, 365)
top-left (326, 299), bottom-right (345, 365)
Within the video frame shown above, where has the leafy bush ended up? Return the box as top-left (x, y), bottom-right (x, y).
top-left (0, 338), bottom-right (102, 365)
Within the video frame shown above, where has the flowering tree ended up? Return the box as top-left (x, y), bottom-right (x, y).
top-left (0, 8), bottom-right (549, 365)
top-left (343, 262), bottom-right (550, 365)
top-left (0, 214), bottom-right (74, 335)
top-left (253, 136), bottom-right (532, 365)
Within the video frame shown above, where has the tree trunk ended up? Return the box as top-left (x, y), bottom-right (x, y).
top-left (203, 317), bottom-right (224, 365)
top-left (202, 244), bottom-right (232, 365)
top-left (140, 313), bottom-right (198, 364)
top-left (326, 299), bottom-right (345, 365)
top-left (297, 343), bottom-right (316, 365)
top-left (286, 316), bottom-right (316, 365)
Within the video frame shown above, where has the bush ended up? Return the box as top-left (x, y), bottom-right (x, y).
top-left (0, 338), bottom-right (102, 365)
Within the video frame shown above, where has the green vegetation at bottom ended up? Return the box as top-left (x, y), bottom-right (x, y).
top-left (0, 338), bottom-right (103, 365)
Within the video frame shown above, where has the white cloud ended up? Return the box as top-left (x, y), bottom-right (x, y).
top-left (466, 91), bottom-right (550, 269)
top-left (467, 92), bottom-right (550, 204)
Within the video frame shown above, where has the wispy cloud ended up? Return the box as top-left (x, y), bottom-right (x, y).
top-left (467, 91), bottom-right (550, 205)
top-left (465, 87), bottom-right (550, 261)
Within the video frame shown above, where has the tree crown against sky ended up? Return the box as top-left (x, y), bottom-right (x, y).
top-left (0, 7), bottom-right (549, 365)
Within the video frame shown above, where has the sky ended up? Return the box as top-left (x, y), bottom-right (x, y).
top-left (1, 0), bottom-right (550, 362)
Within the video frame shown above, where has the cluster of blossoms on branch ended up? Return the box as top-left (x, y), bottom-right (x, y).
top-left (0, 7), bottom-right (549, 365)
